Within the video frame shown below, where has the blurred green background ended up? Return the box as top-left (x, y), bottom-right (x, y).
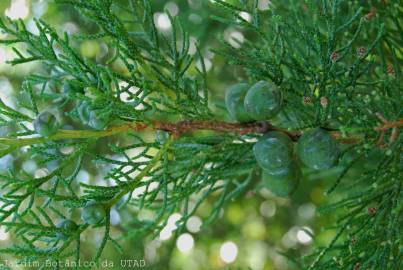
top-left (0, 1), bottom-right (365, 269)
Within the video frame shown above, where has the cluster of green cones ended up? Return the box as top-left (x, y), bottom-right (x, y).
top-left (226, 81), bottom-right (340, 197)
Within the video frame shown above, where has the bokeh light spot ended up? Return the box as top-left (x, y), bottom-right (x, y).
top-left (176, 233), bottom-right (194, 253)
top-left (220, 241), bottom-right (238, 264)
top-left (186, 216), bottom-right (202, 233)
top-left (5, 0), bottom-right (30, 20)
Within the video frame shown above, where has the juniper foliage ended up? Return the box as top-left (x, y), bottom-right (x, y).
top-left (0, 0), bottom-right (401, 269)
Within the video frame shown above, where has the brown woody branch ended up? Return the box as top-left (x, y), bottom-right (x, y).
top-left (374, 115), bottom-right (403, 147)
top-left (130, 117), bottom-right (402, 144)
top-left (152, 120), bottom-right (301, 140)
top-left (124, 120), bottom-right (300, 139)
top-left (4, 118), bottom-right (401, 156)
top-left (374, 119), bottom-right (403, 131)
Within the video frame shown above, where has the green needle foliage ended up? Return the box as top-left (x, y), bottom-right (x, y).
top-left (0, 0), bottom-right (401, 269)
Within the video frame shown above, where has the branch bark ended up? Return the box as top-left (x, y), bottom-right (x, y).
top-left (2, 118), bottom-right (402, 158)
top-left (152, 120), bottom-right (300, 139)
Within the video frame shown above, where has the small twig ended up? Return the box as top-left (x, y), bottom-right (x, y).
top-left (374, 119), bottom-right (403, 131)
top-left (2, 117), bottom-right (401, 158)
top-left (328, 132), bottom-right (361, 144)
top-left (374, 114), bottom-right (402, 146)
top-left (153, 120), bottom-right (297, 137)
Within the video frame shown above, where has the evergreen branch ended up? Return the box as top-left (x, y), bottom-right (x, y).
top-left (153, 120), bottom-right (274, 136)
top-left (0, 0), bottom-right (400, 267)
top-left (94, 213), bottom-right (110, 261)
top-left (106, 136), bottom-right (174, 208)
top-left (0, 117), bottom-right (382, 158)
